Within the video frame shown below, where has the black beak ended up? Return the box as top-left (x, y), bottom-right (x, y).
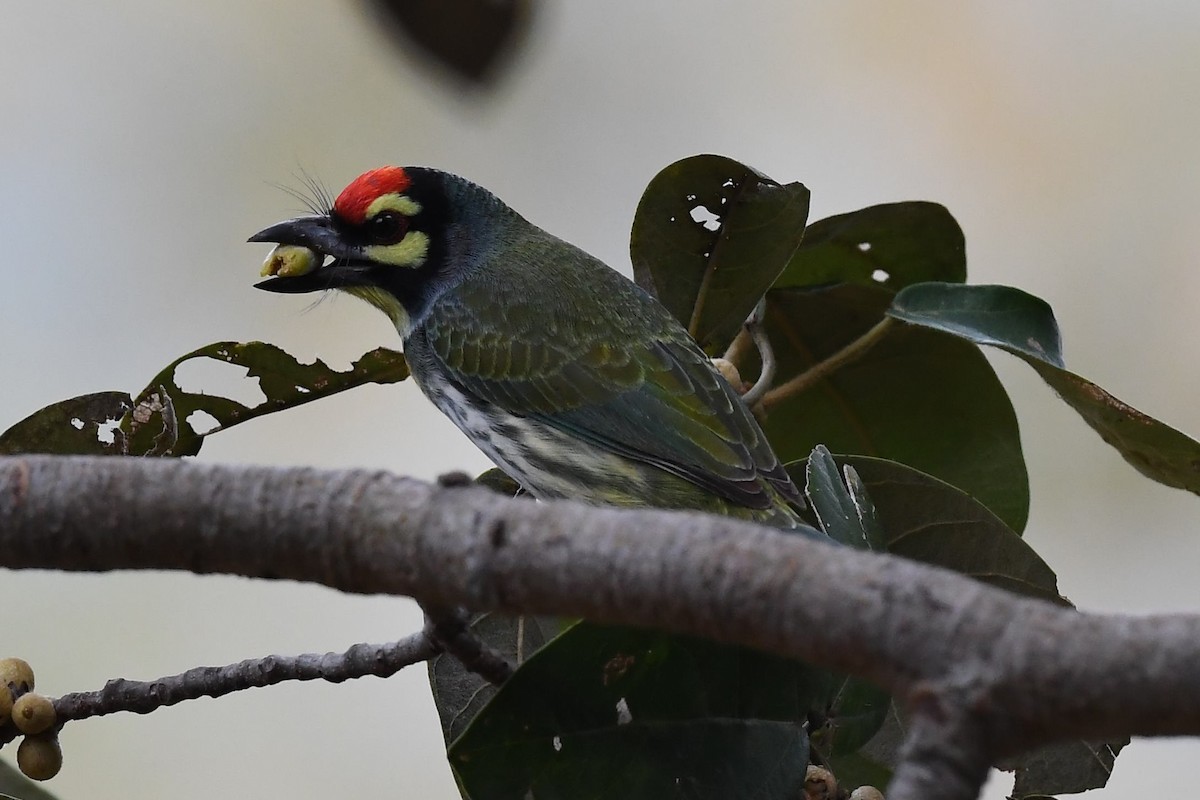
top-left (249, 215), bottom-right (347, 252)
top-left (249, 215), bottom-right (368, 294)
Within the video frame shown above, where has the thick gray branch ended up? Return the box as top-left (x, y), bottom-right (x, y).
top-left (2, 456), bottom-right (1199, 800)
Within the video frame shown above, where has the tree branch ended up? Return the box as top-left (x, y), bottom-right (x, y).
top-left (0, 634), bottom-right (440, 747)
top-left (421, 603), bottom-right (515, 685)
top-left (2, 455), bottom-right (1199, 800)
top-left (739, 298), bottom-right (775, 407)
top-left (756, 317), bottom-right (896, 412)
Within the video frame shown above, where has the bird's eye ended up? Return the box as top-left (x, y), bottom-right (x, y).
top-left (368, 211), bottom-right (407, 244)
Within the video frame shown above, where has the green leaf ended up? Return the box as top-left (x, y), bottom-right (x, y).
top-left (804, 454), bottom-right (1083, 789)
top-left (808, 672), bottom-right (891, 768)
top-left (0, 392), bottom-right (132, 455)
top-left (1005, 738), bottom-right (1128, 798)
top-left (427, 469), bottom-right (554, 746)
top-left (630, 154), bottom-right (810, 352)
top-left (889, 282), bottom-right (1200, 496)
top-left (760, 284), bottom-right (1029, 532)
top-left (800, 450), bottom-right (1061, 778)
top-left (887, 282), bottom-right (1063, 367)
top-left (364, 0), bottom-right (534, 85)
top-left (836, 455), bottom-right (1063, 603)
top-left (119, 342), bottom-right (409, 457)
top-left (0, 759), bottom-right (63, 800)
top-left (804, 445), bottom-right (885, 551)
top-left (842, 466), bottom-right (885, 551)
top-left (428, 612), bottom-right (561, 745)
top-left (474, 467), bottom-right (525, 497)
top-left (824, 703), bottom-right (904, 791)
top-left (449, 623), bottom-right (815, 800)
top-left (776, 202), bottom-right (965, 292)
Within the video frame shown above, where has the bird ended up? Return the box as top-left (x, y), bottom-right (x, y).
top-left (251, 166), bottom-right (805, 528)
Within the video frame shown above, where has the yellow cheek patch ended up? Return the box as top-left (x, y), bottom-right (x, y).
top-left (365, 193), bottom-right (423, 218)
top-left (366, 230), bottom-right (431, 269)
top-left (260, 244), bottom-right (321, 277)
top-left (342, 285), bottom-right (411, 333)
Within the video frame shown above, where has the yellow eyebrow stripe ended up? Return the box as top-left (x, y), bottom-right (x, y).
top-left (365, 193), bottom-right (423, 218)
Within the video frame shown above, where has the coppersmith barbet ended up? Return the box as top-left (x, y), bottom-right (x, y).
top-left (251, 166), bottom-right (804, 528)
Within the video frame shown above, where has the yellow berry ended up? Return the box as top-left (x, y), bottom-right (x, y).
top-left (260, 244), bottom-right (321, 278)
top-left (0, 686), bottom-right (12, 724)
top-left (12, 693), bottom-right (56, 735)
top-left (17, 733), bottom-right (62, 781)
top-left (848, 787), bottom-right (884, 800)
top-left (710, 357), bottom-right (745, 391)
top-left (804, 764), bottom-right (837, 800)
top-left (0, 657), bottom-right (35, 695)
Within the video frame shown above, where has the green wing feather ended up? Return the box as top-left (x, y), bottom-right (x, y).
top-left (416, 246), bottom-right (800, 512)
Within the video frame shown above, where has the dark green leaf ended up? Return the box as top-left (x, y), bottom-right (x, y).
top-left (825, 703), bottom-right (905, 791)
top-left (0, 392), bottom-right (131, 455)
top-left (808, 674), bottom-right (891, 765)
top-left (889, 282), bottom-right (1200, 496)
top-left (837, 455), bottom-right (1063, 603)
top-left (474, 467), bottom-right (525, 497)
top-left (363, 0), bottom-right (534, 84)
top-left (427, 469), bottom-right (549, 745)
top-left (631, 154), bottom-right (810, 352)
top-left (887, 282), bottom-right (1063, 367)
top-left (804, 445), bottom-right (885, 550)
top-left (760, 284), bottom-right (1029, 532)
top-left (776, 202), bottom-right (965, 292)
top-left (428, 612), bottom-right (561, 745)
top-left (0, 759), bottom-right (62, 800)
top-left (842, 465), bottom-right (886, 552)
top-left (450, 623), bottom-right (816, 800)
top-left (1006, 738), bottom-right (1128, 798)
top-left (119, 342), bottom-right (408, 457)
top-left (760, 436), bottom-right (892, 771)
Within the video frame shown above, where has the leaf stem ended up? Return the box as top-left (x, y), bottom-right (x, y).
top-left (740, 299), bottom-right (775, 407)
top-left (757, 317), bottom-right (897, 413)
top-left (722, 326), bottom-right (753, 366)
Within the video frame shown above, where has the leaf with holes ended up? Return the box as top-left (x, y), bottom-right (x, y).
top-left (776, 202), bottom-right (966, 292)
top-left (889, 282), bottom-right (1200, 496)
top-left (0, 392), bottom-right (132, 456)
top-left (119, 342), bottom-right (409, 457)
top-left (630, 154), bottom-right (810, 353)
top-left (450, 623), bottom-right (818, 800)
top-left (759, 284), bottom-right (1029, 532)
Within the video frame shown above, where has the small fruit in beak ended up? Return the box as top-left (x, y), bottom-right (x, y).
top-left (260, 244), bottom-right (322, 278)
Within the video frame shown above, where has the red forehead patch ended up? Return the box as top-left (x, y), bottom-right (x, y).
top-left (333, 166), bottom-right (412, 223)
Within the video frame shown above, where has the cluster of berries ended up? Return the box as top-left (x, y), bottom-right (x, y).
top-left (1, 657), bottom-right (61, 780)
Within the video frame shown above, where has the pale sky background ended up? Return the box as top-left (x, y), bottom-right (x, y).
top-left (3, 3), bottom-right (1200, 799)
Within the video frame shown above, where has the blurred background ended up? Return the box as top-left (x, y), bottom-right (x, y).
top-left (3, 2), bottom-right (1199, 797)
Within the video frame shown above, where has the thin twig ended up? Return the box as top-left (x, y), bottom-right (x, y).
top-left (0, 634), bottom-right (439, 746)
top-left (421, 604), bottom-right (515, 686)
top-left (721, 325), bottom-right (753, 366)
top-left (756, 317), bottom-right (896, 413)
top-left (740, 299), bottom-right (775, 407)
